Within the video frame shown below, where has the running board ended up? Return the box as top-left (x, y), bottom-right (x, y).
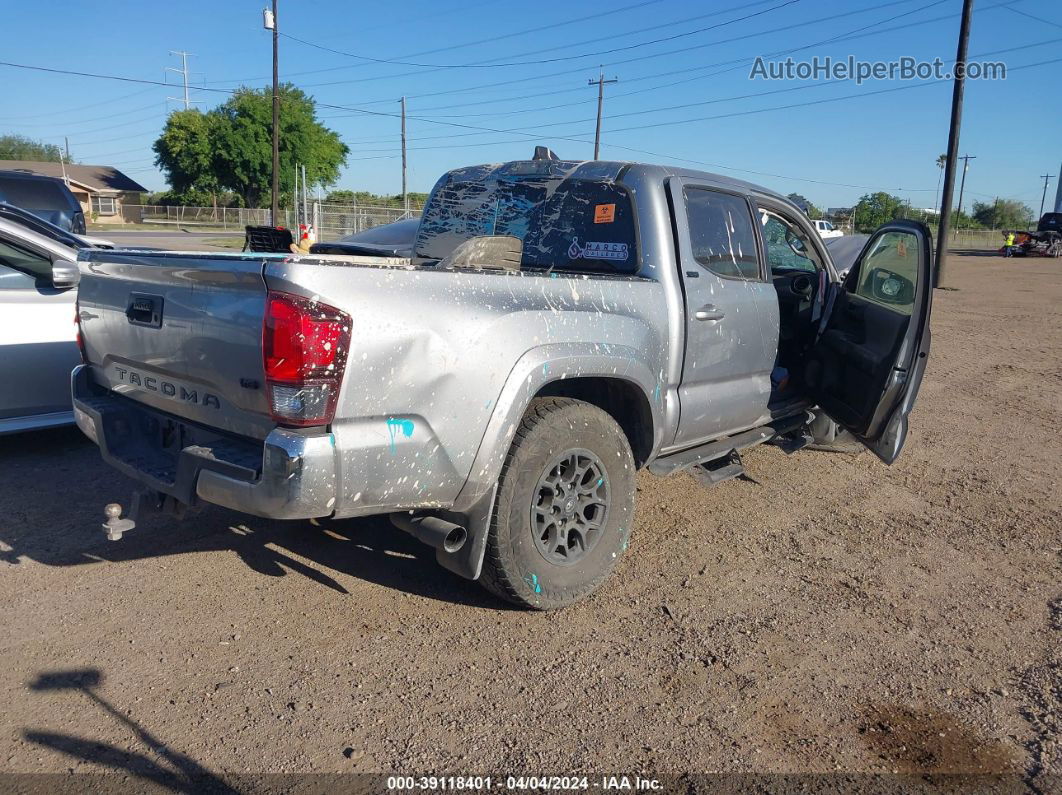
top-left (689, 450), bottom-right (745, 487)
top-left (648, 412), bottom-right (810, 476)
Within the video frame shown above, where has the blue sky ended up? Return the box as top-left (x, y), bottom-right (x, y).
top-left (2, 0), bottom-right (1060, 211)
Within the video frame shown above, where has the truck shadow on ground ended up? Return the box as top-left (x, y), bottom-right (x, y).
top-left (22, 668), bottom-right (238, 793)
top-left (0, 427), bottom-right (504, 610)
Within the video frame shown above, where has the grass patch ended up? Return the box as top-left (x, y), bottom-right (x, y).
top-left (202, 236), bottom-right (246, 250)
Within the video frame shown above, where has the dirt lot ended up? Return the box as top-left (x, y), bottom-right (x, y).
top-left (0, 252), bottom-right (1058, 789)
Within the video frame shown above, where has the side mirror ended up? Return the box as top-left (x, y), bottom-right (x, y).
top-left (51, 258), bottom-right (80, 289)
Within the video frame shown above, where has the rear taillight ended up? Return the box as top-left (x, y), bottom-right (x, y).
top-left (262, 291), bottom-right (351, 427)
top-left (74, 300), bottom-right (87, 363)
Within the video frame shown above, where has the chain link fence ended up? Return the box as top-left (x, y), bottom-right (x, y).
top-left (118, 203), bottom-right (423, 241)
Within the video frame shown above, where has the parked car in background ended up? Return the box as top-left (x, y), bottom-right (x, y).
top-left (0, 170), bottom-right (86, 234)
top-left (0, 202), bottom-right (113, 249)
top-left (812, 219), bottom-right (843, 239)
top-left (73, 152), bottom-right (934, 609)
top-left (0, 216), bottom-right (82, 434)
top-left (309, 217), bottom-right (420, 257)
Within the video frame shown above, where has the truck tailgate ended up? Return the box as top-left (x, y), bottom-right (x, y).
top-left (77, 251), bottom-right (276, 439)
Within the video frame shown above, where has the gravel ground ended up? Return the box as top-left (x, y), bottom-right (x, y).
top-left (0, 252), bottom-right (1058, 789)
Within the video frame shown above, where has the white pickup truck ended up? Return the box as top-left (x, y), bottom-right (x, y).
top-left (813, 219), bottom-right (844, 239)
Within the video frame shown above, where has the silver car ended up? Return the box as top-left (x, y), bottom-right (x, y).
top-left (0, 215), bottom-right (82, 434)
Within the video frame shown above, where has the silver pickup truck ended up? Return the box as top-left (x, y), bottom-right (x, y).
top-left (72, 151), bottom-right (933, 609)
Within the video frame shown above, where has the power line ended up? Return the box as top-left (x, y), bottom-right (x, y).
top-left (1, 100), bottom-right (168, 129)
top-left (321, 0), bottom-right (954, 124)
top-left (292, 0), bottom-right (956, 92)
top-left (335, 48), bottom-right (1062, 153)
top-left (0, 60), bottom-right (232, 93)
top-left (1008, 7), bottom-right (1062, 29)
top-left (0, 86), bottom-right (159, 122)
top-left (323, 32), bottom-right (1061, 148)
top-left (3, 18), bottom-right (1054, 197)
top-left (278, 0), bottom-right (799, 70)
top-left (206, 0), bottom-right (665, 84)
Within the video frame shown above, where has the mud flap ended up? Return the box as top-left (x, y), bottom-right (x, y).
top-left (433, 484), bottom-right (498, 581)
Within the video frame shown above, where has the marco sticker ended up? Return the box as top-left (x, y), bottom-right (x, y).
top-left (568, 238), bottom-right (629, 262)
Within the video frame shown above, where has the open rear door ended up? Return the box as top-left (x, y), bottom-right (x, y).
top-left (806, 220), bottom-right (933, 464)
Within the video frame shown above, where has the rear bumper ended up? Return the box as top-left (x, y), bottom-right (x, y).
top-left (72, 365), bottom-right (337, 519)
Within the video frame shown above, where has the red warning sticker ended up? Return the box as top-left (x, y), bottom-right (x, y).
top-left (594, 203), bottom-right (616, 224)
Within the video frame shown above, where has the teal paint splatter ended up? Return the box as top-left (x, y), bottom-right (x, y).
top-left (525, 573), bottom-right (542, 593)
top-left (386, 417), bottom-right (415, 453)
top-left (596, 477), bottom-right (604, 487)
top-left (653, 383), bottom-right (661, 402)
top-left (542, 362), bottom-right (550, 376)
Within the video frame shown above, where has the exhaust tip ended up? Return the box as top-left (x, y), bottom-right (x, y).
top-left (443, 526), bottom-right (467, 553)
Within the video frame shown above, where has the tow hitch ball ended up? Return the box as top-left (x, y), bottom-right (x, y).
top-left (101, 490), bottom-right (191, 540)
top-left (102, 503), bottom-right (136, 541)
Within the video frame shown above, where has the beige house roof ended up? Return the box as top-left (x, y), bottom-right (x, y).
top-left (0, 160), bottom-right (148, 194)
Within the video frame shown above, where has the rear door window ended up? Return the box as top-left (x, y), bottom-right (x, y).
top-left (683, 188), bottom-right (760, 280)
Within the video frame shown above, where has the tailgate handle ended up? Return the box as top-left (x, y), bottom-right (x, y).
top-left (126, 293), bottom-right (164, 328)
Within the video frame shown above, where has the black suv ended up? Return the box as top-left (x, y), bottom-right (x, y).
top-left (0, 170), bottom-right (86, 233)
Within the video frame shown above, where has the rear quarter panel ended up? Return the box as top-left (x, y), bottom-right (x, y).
top-left (264, 260), bottom-right (669, 516)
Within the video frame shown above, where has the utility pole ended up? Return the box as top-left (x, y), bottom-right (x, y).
top-left (1039, 173), bottom-right (1053, 219)
top-left (934, 0), bottom-right (974, 288)
top-left (588, 70), bottom-right (618, 160)
top-left (166, 51), bottom-right (194, 109)
top-left (400, 97), bottom-right (408, 215)
top-left (64, 137), bottom-right (70, 163)
top-left (264, 2), bottom-right (280, 227)
top-left (954, 154), bottom-right (976, 227)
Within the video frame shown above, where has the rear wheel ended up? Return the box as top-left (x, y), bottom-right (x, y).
top-left (479, 397), bottom-right (636, 610)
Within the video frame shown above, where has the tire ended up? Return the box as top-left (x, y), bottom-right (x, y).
top-left (479, 397), bottom-right (636, 610)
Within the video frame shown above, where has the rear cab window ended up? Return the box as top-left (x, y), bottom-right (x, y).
top-left (414, 165), bottom-right (639, 275)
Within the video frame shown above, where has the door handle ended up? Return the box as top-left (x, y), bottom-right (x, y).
top-left (694, 304), bottom-right (725, 322)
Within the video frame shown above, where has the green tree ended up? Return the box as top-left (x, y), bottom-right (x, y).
top-left (152, 109), bottom-right (220, 200)
top-left (211, 84), bottom-right (348, 207)
top-left (971, 199), bottom-right (1033, 230)
top-left (152, 84), bottom-right (348, 208)
top-left (852, 192), bottom-right (906, 231)
top-left (324, 189), bottom-right (430, 207)
top-left (0, 134), bottom-right (66, 162)
top-left (785, 193), bottom-right (822, 219)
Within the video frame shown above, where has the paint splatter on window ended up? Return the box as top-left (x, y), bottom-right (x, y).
top-left (684, 188), bottom-right (760, 280)
top-left (415, 163), bottom-right (638, 274)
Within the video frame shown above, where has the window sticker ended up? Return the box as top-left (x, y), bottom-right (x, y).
top-left (568, 238), bottom-right (629, 261)
top-left (594, 203), bottom-right (616, 224)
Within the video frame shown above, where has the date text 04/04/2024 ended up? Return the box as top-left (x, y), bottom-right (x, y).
top-left (385, 775), bottom-right (663, 791)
